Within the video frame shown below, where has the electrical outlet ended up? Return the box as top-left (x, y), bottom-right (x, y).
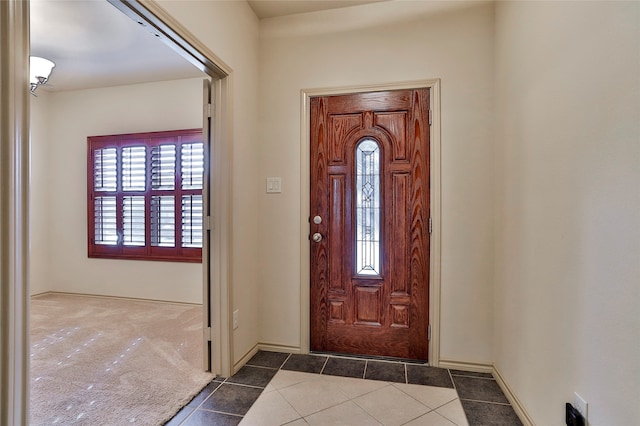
top-left (574, 393), bottom-right (588, 421)
top-left (233, 310), bottom-right (239, 330)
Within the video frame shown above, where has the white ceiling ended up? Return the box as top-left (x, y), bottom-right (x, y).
top-left (30, 0), bottom-right (204, 92)
top-left (30, 0), bottom-right (387, 92)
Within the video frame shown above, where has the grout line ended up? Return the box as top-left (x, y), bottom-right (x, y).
top-left (319, 356), bottom-right (329, 375)
top-left (460, 397), bottom-right (512, 406)
top-left (451, 374), bottom-right (495, 380)
top-left (280, 353), bottom-right (293, 369)
top-left (432, 410), bottom-right (460, 426)
top-left (447, 368), bottom-right (456, 390)
top-left (196, 407), bottom-right (245, 417)
top-left (176, 407), bottom-right (196, 426)
top-left (276, 388), bottom-right (306, 420)
top-left (301, 398), bottom-right (351, 419)
top-left (404, 363), bottom-right (408, 384)
top-left (433, 398), bottom-right (464, 412)
top-left (184, 380), bottom-right (222, 413)
top-left (392, 381), bottom-right (440, 411)
top-left (429, 396), bottom-right (460, 411)
top-left (243, 364), bottom-right (279, 371)
top-left (314, 351), bottom-right (429, 365)
top-left (363, 360), bottom-right (368, 379)
top-left (399, 410), bottom-right (435, 426)
top-left (220, 381), bottom-right (266, 391)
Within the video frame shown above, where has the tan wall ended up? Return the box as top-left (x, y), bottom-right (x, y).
top-left (494, 2), bottom-right (640, 424)
top-left (30, 91), bottom-right (52, 296)
top-left (257, 2), bottom-right (496, 363)
top-left (27, 0), bottom-right (640, 422)
top-left (42, 78), bottom-right (204, 303)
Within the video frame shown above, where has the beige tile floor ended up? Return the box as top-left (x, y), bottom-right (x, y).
top-left (240, 369), bottom-right (469, 426)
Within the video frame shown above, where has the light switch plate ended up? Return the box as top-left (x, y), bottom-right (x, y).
top-left (266, 177), bottom-right (282, 193)
top-left (233, 310), bottom-right (239, 330)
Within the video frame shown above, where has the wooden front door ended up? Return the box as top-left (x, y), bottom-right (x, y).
top-left (310, 89), bottom-right (430, 360)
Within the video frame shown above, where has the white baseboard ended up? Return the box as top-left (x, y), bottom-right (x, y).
top-left (438, 358), bottom-right (493, 373)
top-left (31, 290), bottom-right (201, 306)
top-left (233, 344), bottom-right (260, 375)
top-left (232, 342), bottom-right (301, 375)
top-left (257, 342), bottom-right (302, 354)
top-left (492, 365), bottom-right (535, 426)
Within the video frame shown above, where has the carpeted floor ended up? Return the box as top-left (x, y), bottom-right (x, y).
top-left (30, 293), bottom-right (214, 426)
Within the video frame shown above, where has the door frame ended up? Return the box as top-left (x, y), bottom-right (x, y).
top-left (300, 80), bottom-right (442, 366)
top-left (1, 1), bottom-right (236, 422)
top-left (105, 0), bottom-right (235, 378)
top-left (0, 1), bottom-right (30, 423)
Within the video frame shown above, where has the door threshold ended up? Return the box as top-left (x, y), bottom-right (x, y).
top-left (311, 351), bottom-right (430, 366)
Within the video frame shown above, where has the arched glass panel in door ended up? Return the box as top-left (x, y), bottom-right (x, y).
top-left (355, 138), bottom-right (381, 276)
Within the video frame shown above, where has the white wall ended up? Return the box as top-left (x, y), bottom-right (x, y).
top-left (257, 2), bottom-right (495, 363)
top-left (156, 0), bottom-right (261, 364)
top-left (44, 78), bottom-right (204, 303)
top-left (494, 2), bottom-right (640, 425)
top-left (30, 91), bottom-right (52, 296)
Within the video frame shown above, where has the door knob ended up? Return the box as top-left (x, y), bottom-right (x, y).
top-left (312, 233), bottom-right (323, 243)
top-left (313, 215), bottom-right (322, 225)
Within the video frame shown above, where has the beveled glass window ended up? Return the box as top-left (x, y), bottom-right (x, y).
top-left (355, 138), bottom-right (381, 275)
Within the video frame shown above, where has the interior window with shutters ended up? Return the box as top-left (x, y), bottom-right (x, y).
top-left (87, 129), bottom-right (203, 262)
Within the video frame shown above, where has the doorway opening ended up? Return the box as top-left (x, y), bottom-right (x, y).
top-left (2, 2), bottom-right (238, 419)
top-left (1, 0), bottom-right (235, 421)
top-left (106, 2), bottom-right (233, 376)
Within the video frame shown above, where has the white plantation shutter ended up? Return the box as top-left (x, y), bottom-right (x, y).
top-left (181, 195), bottom-right (203, 248)
top-left (151, 195), bottom-right (175, 247)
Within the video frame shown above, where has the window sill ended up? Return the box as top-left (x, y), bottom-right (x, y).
top-left (88, 253), bottom-right (202, 263)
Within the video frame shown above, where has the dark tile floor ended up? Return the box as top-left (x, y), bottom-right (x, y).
top-left (165, 351), bottom-right (522, 426)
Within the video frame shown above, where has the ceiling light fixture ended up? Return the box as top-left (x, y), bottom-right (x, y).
top-left (30, 56), bottom-right (55, 95)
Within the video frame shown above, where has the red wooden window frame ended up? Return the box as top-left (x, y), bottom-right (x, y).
top-left (87, 129), bottom-right (203, 263)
